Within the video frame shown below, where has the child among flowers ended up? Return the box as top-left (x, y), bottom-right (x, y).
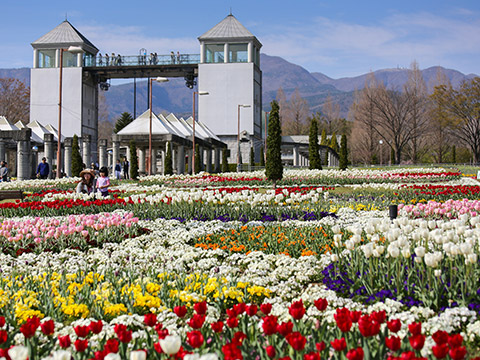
top-left (96, 166), bottom-right (110, 197)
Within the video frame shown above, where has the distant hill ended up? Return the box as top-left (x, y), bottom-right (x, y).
top-left (1, 55), bottom-right (476, 120)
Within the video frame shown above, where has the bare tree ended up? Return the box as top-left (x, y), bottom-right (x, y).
top-left (282, 89), bottom-right (309, 135)
top-left (0, 78), bottom-right (30, 124)
top-left (431, 77), bottom-right (480, 163)
top-left (97, 92), bottom-right (114, 146)
top-left (322, 95), bottom-right (342, 134)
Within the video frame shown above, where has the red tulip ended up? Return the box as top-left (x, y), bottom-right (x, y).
top-left (304, 352), bottom-right (321, 360)
top-left (222, 343), bottom-right (243, 360)
top-left (449, 346), bottom-right (467, 360)
top-left (74, 324), bottom-right (90, 338)
top-left (174, 305), bottom-right (188, 318)
top-left (385, 336), bottom-right (401, 352)
top-left (331, 338), bottom-right (347, 351)
top-left (266, 345), bottom-right (276, 358)
top-left (246, 304), bottom-right (258, 316)
top-left (346, 347), bottom-right (364, 360)
top-left (349, 310), bottom-right (362, 323)
top-left (104, 338), bottom-right (119, 354)
top-left (387, 319), bottom-right (402, 333)
top-left (226, 316), bottom-right (239, 328)
top-left (75, 338), bottom-right (89, 352)
top-left (277, 321), bottom-right (294, 337)
top-left (432, 330), bottom-right (449, 345)
top-left (194, 301), bottom-right (207, 315)
top-left (20, 316), bottom-right (40, 338)
top-left (316, 341), bottom-right (326, 352)
top-left (409, 334), bottom-right (425, 350)
top-left (211, 321), bottom-right (224, 333)
top-left (289, 299), bottom-right (305, 320)
top-left (89, 320), bottom-right (103, 334)
top-left (370, 310), bottom-right (386, 323)
top-left (448, 334), bottom-right (463, 348)
top-left (431, 343), bottom-right (449, 359)
top-left (286, 331), bottom-right (307, 351)
top-left (144, 313), bottom-right (157, 327)
top-left (358, 315), bottom-right (380, 337)
top-left (334, 308), bottom-right (352, 333)
top-left (232, 331), bottom-right (247, 346)
top-left (188, 314), bottom-right (206, 329)
top-left (408, 322), bottom-right (422, 335)
top-left (0, 316), bottom-right (5, 327)
top-left (279, 357), bottom-right (292, 360)
top-left (40, 319), bottom-right (55, 336)
top-left (58, 334), bottom-right (71, 348)
top-left (314, 298), bottom-right (328, 311)
top-left (233, 303), bottom-right (246, 315)
top-left (400, 351), bottom-right (416, 360)
top-left (260, 303), bottom-right (272, 315)
top-left (187, 330), bottom-right (204, 348)
top-left (262, 315), bottom-right (278, 335)
top-left (0, 330), bottom-right (7, 344)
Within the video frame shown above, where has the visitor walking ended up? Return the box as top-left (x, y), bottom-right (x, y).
top-left (115, 160), bottom-right (122, 180)
top-left (123, 158), bottom-right (130, 179)
top-left (36, 157), bottom-right (49, 179)
top-left (0, 161), bottom-right (8, 182)
top-left (96, 166), bottom-right (110, 197)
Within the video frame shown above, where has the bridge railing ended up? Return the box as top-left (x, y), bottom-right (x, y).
top-left (84, 54), bottom-right (200, 67)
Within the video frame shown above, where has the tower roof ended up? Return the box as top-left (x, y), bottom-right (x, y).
top-left (32, 20), bottom-right (98, 54)
top-left (198, 14), bottom-right (261, 46)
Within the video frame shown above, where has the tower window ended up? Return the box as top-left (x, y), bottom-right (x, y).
top-left (38, 50), bottom-right (56, 68)
top-left (205, 44), bottom-right (224, 63)
top-left (62, 51), bottom-right (78, 67)
top-left (229, 43), bottom-right (248, 63)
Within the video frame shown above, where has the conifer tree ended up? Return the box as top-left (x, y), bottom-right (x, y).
top-left (129, 140), bottom-right (139, 180)
top-left (260, 146), bottom-right (265, 167)
top-left (320, 129), bottom-right (327, 146)
top-left (339, 134), bottom-right (348, 170)
top-left (222, 149), bottom-right (229, 173)
top-left (165, 142), bottom-right (173, 175)
top-left (194, 144), bottom-right (201, 174)
top-left (265, 100), bottom-right (283, 186)
top-left (114, 112), bottom-right (134, 133)
top-left (308, 117), bottom-right (322, 169)
top-left (330, 132), bottom-right (339, 153)
top-left (71, 135), bottom-right (83, 177)
top-left (250, 147), bottom-right (255, 167)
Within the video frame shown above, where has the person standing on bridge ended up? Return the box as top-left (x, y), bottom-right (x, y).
top-left (105, 53), bottom-right (109, 66)
top-left (98, 53), bottom-right (102, 66)
top-left (171, 51), bottom-right (175, 64)
top-left (112, 53), bottom-right (116, 65)
top-left (177, 51), bottom-right (181, 64)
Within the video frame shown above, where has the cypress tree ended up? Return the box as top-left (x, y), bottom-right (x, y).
top-left (330, 132), bottom-right (339, 153)
top-left (129, 140), bottom-right (139, 180)
top-left (221, 149), bottom-right (229, 173)
top-left (308, 117), bottom-right (322, 170)
top-left (165, 142), bottom-right (173, 175)
top-left (114, 112), bottom-right (134, 133)
top-left (249, 147), bottom-right (255, 167)
top-left (339, 134), bottom-right (348, 170)
top-left (260, 146), bottom-right (265, 167)
top-left (320, 129), bottom-right (327, 146)
top-left (265, 100), bottom-right (283, 186)
top-left (71, 135), bottom-right (83, 177)
top-left (194, 144), bottom-right (201, 174)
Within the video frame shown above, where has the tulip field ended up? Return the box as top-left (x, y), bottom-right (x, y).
top-left (1, 167), bottom-right (480, 360)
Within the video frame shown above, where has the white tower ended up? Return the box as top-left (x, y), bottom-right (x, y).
top-left (198, 14), bottom-right (262, 163)
top-left (30, 21), bottom-right (99, 162)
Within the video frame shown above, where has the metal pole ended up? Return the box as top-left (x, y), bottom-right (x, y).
top-left (148, 79), bottom-right (152, 175)
top-left (133, 78), bottom-right (136, 119)
top-left (192, 91), bottom-right (196, 174)
top-left (56, 49), bottom-right (64, 179)
top-left (237, 105), bottom-right (240, 172)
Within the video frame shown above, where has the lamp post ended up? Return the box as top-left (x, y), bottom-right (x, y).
top-left (57, 46), bottom-right (84, 179)
top-left (148, 77), bottom-right (169, 175)
top-left (379, 139), bottom-right (384, 166)
top-left (192, 90), bottom-right (209, 174)
top-left (237, 104), bottom-right (251, 172)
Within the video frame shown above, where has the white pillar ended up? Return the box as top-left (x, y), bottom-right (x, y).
top-left (98, 139), bottom-right (107, 169)
top-left (17, 140), bottom-right (31, 180)
top-left (112, 141), bottom-right (120, 171)
top-left (293, 146), bottom-right (299, 167)
top-left (77, 53), bottom-right (83, 67)
top-left (33, 49), bottom-right (39, 68)
top-left (200, 43), bottom-right (205, 63)
top-left (172, 147), bottom-right (177, 173)
top-left (161, 149), bottom-right (165, 175)
top-left (248, 42), bottom-right (254, 63)
top-left (138, 148), bottom-right (146, 174)
top-left (224, 43), bottom-right (229, 63)
top-left (55, 49), bottom-right (60, 67)
top-left (177, 146), bottom-right (185, 174)
top-left (64, 138), bottom-right (72, 177)
top-left (151, 148), bottom-right (157, 175)
top-left (82, 135), bottom-right (91, 167)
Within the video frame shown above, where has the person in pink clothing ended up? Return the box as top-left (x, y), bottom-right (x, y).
top-left (96, 166), bottom-right (110, 197)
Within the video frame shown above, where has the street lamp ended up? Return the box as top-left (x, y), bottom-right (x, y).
top-left (237, 104), bottom-right (251, 172)
top-left (148, 77), bottom-right (169, 175)
top-left (57, 46), bottom-right (83, 178)
top-left (379, 139), bottom-right (384, 166)
top-left (192, 90), bottom-right (209, 174)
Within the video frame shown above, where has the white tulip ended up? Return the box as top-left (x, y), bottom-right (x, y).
top-left (414, 246), bottom-right (425, 258)
top-left (331, 254), bottom-right (339, 262)
top-left (184, 355), bottom-right (200, 360)
top-left (53, 351), bottom-right (71, 360)
top-left (434, 269), bottom-right (442, 277)
top-left (105, 353), bottom-right (121, 360)
top-left (345, 240), bottom-right (354, 250)
top-left (200, 355), bottom-right (219, 360)
top-left (467, 254), bottom-right (478, 264)
top-left (130, 351), bottom-right (147, 360)
top-left (387, 244), bottom-right (400, 258)
top-left (460, 242), bottom-right (473, 255)
top-left (159, 335), bottom-right (182, 355)
top-left (401, 247), bottom-right (411, 259)
top-left (376, 245), bottom-right (385, 255)
top-left (424, 253), bottom-right (437, 268)
top-left (8, 346), bottom-right (28, 360)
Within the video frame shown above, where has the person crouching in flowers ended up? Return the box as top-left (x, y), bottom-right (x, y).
top-left (76, 169), bottom-right (97, 195)
top-left (96, 166), bottom-right (110, 197)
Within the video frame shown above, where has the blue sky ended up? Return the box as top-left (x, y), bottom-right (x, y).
top-left (1, 0), bottom-right (479, 78)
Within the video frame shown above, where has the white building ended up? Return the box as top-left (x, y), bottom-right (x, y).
top-left (197, 14), bottom-right (263, 165)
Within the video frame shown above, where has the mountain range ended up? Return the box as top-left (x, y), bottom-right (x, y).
top-left (1, 54), bottom-right (477, 121)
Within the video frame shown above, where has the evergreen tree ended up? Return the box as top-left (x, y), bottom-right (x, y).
top-left (114, 112), bottom-right (134, 133)
top-left (320, 129), bottom-right (327, 146)
top-left (221, 149), bottom-right (229, 173)
top-left (194, 144), bottom-right (201, 174)
top-left (260, 146), bottom-right (265, 167)
top-left (339, 134), bottom-right (348, 170)
top-left (452, 145), bottom-right (456, 163)
top-left (250, 147), bottom-right (255, 167)
top-left (330, 132), bottom-right (339, 153)
top-left (308, 117), bottom-right (322, 169)
top-left (71, 135), bottom-right (83, 177)
top-left (164, 142), bottom-right (173, 175)
top-left (129, 140), bottom-right (139, 180)
top-left (265, 100), bottom-right (283, 186)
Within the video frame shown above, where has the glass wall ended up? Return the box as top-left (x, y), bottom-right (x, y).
top-left (62, 51), bottom-right (78, 67)
top-left (205, 44), bottom-right (224, 63)
top-left (38, 50), bottom-right (56, 68)
top-left (83, 53), bottom-right (94, 67)
top-left (228, 43), bottom-right (248, 63)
